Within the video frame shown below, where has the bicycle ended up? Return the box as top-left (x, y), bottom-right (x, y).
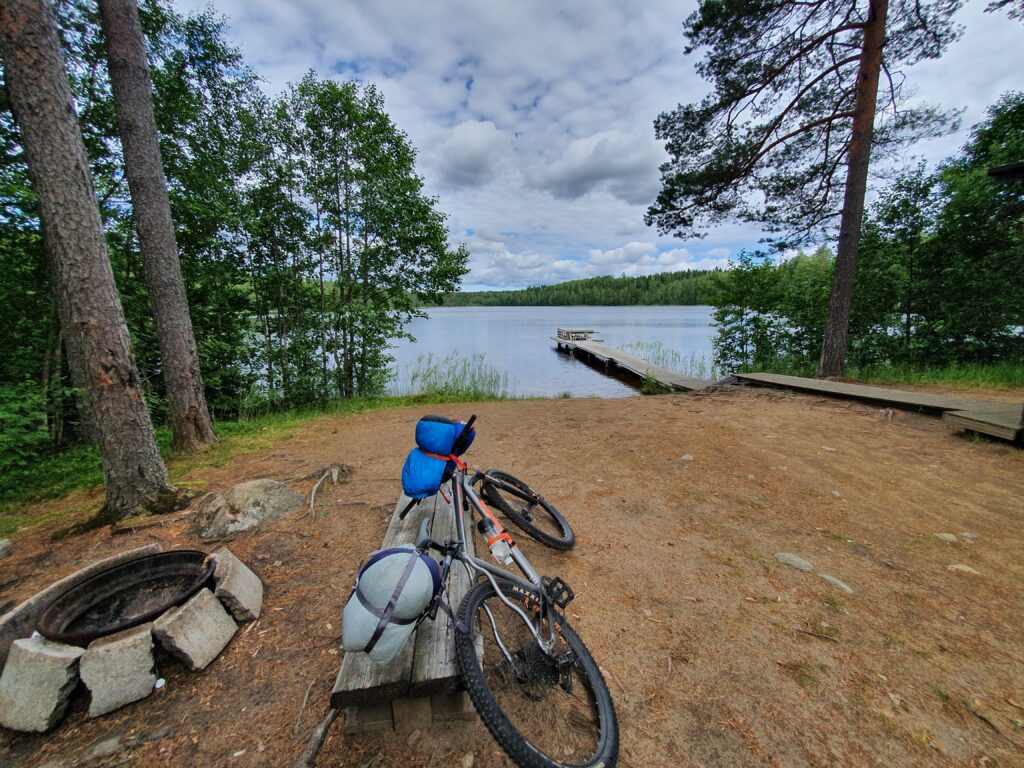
top-left (406, 414), bottom-right (618, 768)
top-left (475, 469), bottom-right (575, 550)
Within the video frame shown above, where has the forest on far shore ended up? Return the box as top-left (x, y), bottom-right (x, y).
top-left (438, 269), bottom-right (719, 306)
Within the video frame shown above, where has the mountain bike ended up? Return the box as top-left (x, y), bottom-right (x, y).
top-left (474, 469), bottom-right (575, 550)
top-left (405, 415), bottom-right (618, 768)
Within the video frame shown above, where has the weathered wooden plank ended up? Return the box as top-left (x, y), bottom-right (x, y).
top-left (554, 335), bottom-right (711, 392)
top-left (409, 490), bottom-right (476, 697)
top-left (733, 372), bottom-right (976, 413)
top-left (944, 407), bottom-right (1023, 442)
top-left (331, 493), bottom-right (430, 709)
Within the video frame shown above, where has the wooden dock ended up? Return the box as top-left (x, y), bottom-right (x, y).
top-left (553, 328), bottom-right (710, 392)
top-left (734, 372), bottom-right (1023, 443)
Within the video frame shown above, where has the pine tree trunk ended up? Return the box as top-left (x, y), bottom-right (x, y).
top-left (817, 0), bottom-right (889, 378)
top-left (0, 0), bottom-right (175, 519)
top-left (98, 0), bottom-right (217, 452)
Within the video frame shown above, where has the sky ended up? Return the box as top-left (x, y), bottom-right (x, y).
top-left (173, 0), bottom-right (1023, 290)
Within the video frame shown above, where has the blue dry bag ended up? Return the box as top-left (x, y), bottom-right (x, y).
top-left (400, 415), bottom-right (475, 499)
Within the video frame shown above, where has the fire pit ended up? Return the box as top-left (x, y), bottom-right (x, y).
top-left (35, 550), bottom-right (214, 646)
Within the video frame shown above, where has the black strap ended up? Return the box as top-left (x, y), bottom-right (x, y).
top-left (399, 497), bottom-right (420, 520)
top-left (362, 551), bottom-right (421, 653)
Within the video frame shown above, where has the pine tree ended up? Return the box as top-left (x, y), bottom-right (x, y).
top-left (0, 0), bottom-right (178, 521)
top-left (98, 0), bottom-right (217, 452)
top-left (647, 0), bottom-right (963, 376)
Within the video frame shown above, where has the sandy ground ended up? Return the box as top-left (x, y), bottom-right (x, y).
top-left (1, 385), bottom-right (1023, 768)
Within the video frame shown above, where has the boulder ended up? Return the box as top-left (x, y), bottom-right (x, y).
top-left (80, 624), bottom-right (156, 717)
top-left (192, 479), bottom-right (304, 540)
top-left (0, 637), bottom-right (84, 732)
top-left (153, 589), bottom-right (237, 671)
top-left (212, 547), bottom-right (263, 622)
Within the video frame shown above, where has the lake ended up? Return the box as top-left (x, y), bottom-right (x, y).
top-left (388, 305), bottom-right (717, 397)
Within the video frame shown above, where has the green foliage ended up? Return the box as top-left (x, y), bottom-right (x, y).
top-left (710, 93), bottom-right (1024, 377)
top-left (648, 0), bottom-right (963, 246)
top-left (1, 2), bottom-right (467, 484)
top-left (440, 270), bottom-right (718, 306)
top-left (639, 372), bottom-right (672, 395)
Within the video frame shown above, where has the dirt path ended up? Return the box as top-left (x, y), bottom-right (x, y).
top-left (1, 387), bottom-right (1023, 767)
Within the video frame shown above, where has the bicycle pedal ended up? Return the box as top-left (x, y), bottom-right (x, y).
top-left (542, 576), bottom-right (574, 609)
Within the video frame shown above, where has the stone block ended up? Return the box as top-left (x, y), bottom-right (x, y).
top-left (153, 588), bottom-right (237, 671)
top-left (0, 637), bottom-right (84, 732)
top-left (212, 547), bottom-right (263, 622)
top-left (80, 623), bottom-right (156, 717)
top-left (0, 544), bottom-right (161, 669)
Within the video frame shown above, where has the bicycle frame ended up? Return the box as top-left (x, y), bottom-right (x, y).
top-left (417, 465), bottom-right (561, 653)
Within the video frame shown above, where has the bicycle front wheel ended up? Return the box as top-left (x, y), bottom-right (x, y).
top-left (454, 579), bottom-right (618, 768)
top-left (480, 471), bottom-right (575, 550)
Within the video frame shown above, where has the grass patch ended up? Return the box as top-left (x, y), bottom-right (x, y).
top-left (779, 660), bottom-right (826, 688)
top-left (824, 593), bottom-right (845, 613)
top-left (392, 352), bottom-right (516, 399)
top-left (623, 341), bottom-right (722, 380)
top-left (848, 361), bottom-right (1024, 390)
top-left (0, 391), bottom-right (502, 537)
top-left (740, 359), bottom-right (1024, 390)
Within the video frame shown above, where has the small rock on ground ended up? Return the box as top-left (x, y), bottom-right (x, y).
top-left (88, 736), bottom-right (125, 760)
top-left (680, 454), bottom-right (694, 462)
top-left (934, 533), bottom-right (958, 543)
top-left (960, 532), bottom-right (977, 543)
top-left (947, 563), bottom-right (980, 575)
top-left (819, 574), bottom-right (854, 594)
top-left (0, 539), bottom-right (11, 559)
top-left (774, 552), bottom-right (813, 572)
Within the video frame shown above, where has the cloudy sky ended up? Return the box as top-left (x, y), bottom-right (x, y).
top-left (175, 0), bottom-right (1022, 290)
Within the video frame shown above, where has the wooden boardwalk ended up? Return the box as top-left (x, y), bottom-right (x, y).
top-left (735, 372), bottom-right (1022, 442)
top-left (553, 328), bottom-right (710, 392)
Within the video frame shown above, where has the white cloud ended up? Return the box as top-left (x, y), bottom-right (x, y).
top-left (171, 0), bottom-right (1024, 289)
top-left (431, 120), bottom-right (509, 188)
top-left (529, 130), bottom-right (663, 204)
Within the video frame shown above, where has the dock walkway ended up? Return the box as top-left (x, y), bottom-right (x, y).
top-left (735, 372), bottom-right (1022, 442)
top-left (552, 328), bottom-right (710, 392)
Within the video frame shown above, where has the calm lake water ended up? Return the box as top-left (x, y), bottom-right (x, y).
top-left (388, 305), bottom-right (717, 398)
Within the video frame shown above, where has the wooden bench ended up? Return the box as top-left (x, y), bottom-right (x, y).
top-left (331, 491), bottom-right (478, 733)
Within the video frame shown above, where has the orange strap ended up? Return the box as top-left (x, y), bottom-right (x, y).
top-left (486, 531), bottom-right (512, 548)
top-left (419, 449), bottom-right (468, 472)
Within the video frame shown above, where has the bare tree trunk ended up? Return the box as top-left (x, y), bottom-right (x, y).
top-left (0, 0), bottom-right (177, 521)
top-left (817, 0), bottom-right (889, 378)
top-left (98, 0), bottom-right (217, 452)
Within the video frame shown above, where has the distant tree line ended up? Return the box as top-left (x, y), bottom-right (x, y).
top-left (711, 94), bottom-right (1024, 374)
top-left (440, 270), bottom-right (720, 307)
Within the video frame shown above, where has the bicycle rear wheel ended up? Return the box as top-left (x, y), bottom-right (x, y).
top-left (454, 579), bottom-right (618, 768)
top-left (480, 471), bottom-right (575, 550)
